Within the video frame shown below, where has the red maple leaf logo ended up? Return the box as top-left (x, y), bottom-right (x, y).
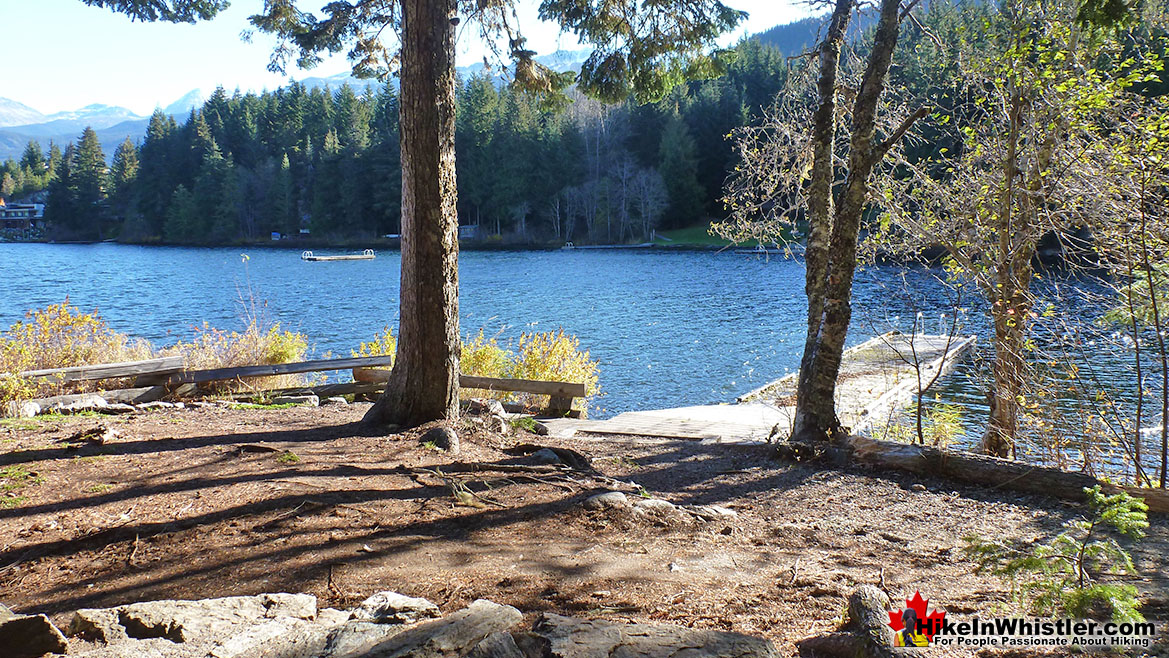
top-left (887, 591), bottom-right (947, 641)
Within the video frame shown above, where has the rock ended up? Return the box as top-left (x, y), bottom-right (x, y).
top-left (582, 492), bottom-right (629, 510)
top-left (100, 403), bottom-right (137, 414)
top-left (687, 505), bottom-right (738, 521)
top-left (48, 395), bottom-right (109, 414)
top-left (272, 395), bottom-right (319, 407)
top-left (488, 415), bottom-right (511, 436)
top-left (469, 398), bottom-right (507, 417)
top-left (468, 631), bottom-right (526, 658)
top-left (321, 396), bottom-right (349, 406)
top-left (4, 401), bottom-right (40, 418)
top-left (420, 426), bottom-right (459, 453)
top-left (530, 420), bottom-right (550, 436)
top-left (910, 483), bottom-right (927, 492)
top-left (529, 448), bottom-right (562, 465)
top-left (332, 599), bottom-right (521, 658)
top-left (136, 401), bottom-right (176, 411)
top-left (527, 613), bottom-right (781, 658)
top-left (321, 620), bottom-right (410, 658)
top-left (207, 615), bottom-right (314, 658)
top-left (69, 593), bottom-right (318, 645)
top-left (631, 498), bottom-right (676, 512)
top-left (0, 612), bottom-right (69, 658)
top-left (349, 591), bottom-right (441, 625)
top-left (0, 603), bottom-right (13, 621)
top-left (70, 606), bottom-right (128, 642)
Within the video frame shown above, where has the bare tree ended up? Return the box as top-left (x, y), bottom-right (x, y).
top-left (718, 0), bottom-right (925, 443)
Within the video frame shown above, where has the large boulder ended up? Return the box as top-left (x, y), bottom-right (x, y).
top-left (69, 593), bottom-right (318, 644)
top-left (0, 610), bottom-right (69, 658)
top-left (523, 614), bottom-right (781, 658)
top-left (349, 592), bottom-right (441, 625)
top-left (333, 599), bottom-right (522, 658)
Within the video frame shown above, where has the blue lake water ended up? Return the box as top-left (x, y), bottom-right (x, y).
top-left (1, 243), bottom-right (965, 417)
top-left (0, 241), bottom-right (1157, 478)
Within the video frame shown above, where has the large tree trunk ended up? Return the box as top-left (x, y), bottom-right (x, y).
top-left (984, 289), bottom-right (1029, 457)
top-left (363, 0), bottom-right (460, 430)
top-left (792, 0), bottom-right (904, 442)
top-left (790, 0), bottom-right (852, 442)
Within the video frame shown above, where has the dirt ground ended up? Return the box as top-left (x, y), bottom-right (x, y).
top-left (0, 402), bottom-right (1166, 656)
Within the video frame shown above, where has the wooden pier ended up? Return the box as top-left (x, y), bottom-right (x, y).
top-left (540, 332), bottom-right (976, 443)
top-left (301, 249), bottom-right (375, 261)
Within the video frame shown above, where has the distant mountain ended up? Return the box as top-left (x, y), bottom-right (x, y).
top-left (0, 97), bottom-right (48, 128)
top-left (752, 11), bottom-right (878, 57)
top-left (293, 49), bottom-right (592, 92)
top-left (163, 89), bottom-right (206, 116)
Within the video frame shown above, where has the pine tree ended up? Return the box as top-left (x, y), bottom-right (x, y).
top-left (658, 110), bottom-right (704, 227)
top-left (20, 141), bottom-right (45, 174)
top-left (110, 137), bottom-right (139, 201)
top-left (71, 127), bottom-right (108, 237)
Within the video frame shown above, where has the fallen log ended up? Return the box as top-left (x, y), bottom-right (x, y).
top-left (797, 586), bottom-right (900, 658)
top-left (829, 435), bottom-right (1169, 514)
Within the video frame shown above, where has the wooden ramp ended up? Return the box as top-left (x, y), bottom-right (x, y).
top-left (541, 332), bottom-right (976, 443)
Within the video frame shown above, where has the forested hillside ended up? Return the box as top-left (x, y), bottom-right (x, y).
top-left (19, 37), bottom-right (785, 245)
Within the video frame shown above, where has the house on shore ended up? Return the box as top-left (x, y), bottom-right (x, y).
top-left (0, 199), bottom-right (45, 230)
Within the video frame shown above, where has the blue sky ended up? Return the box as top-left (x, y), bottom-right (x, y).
top-left (3, 0), bottom-right (812, 116)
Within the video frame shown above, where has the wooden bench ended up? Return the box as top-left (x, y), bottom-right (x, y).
top-left (354, 367), bottom-right (587, 417)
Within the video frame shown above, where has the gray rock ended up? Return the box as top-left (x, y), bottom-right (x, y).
top-left (582, 492), bottom-right (629, 510)
top-left (333, 599), bottom-right (521, 658)
top-left (100, 403), bottom-right (137, 414)
top-left (321, 396), bottom-right (349, 406)
top-left (271, 395), bottom-right (319, 407)
top-left (530, 420), bottom-right (550, 436)
top-left (136, 401), bottom-right (177, 411)
top-left (421, 426), bottom-right (459, 453)
top-left (468, 631), bottom-right (527, 658)
top-left (69, 593), bottom-right (317, 645)
top-left (3, 401), bottom-right (40, 418)
top-left (632, 498), bottom-right (676, 512)
top-left (469, 398), bottom-right (507, 417)
top-left (322, 620), bottom-right (410, 657)
top-left (488, 415), bottom-right (511, 436)
top-left (49, 395), bottom-right (109, 414)
top-left (206, 615), bottom-right (314, 658)
top-left (0, 612), bottom-right (69, 658)
top-left (687, 505), bottom-right (738, 521)
top-left (529, 613), bottom-right (780, 658)
top-left (0, 602), bottom-right (13, 621)
top-left (349, 591), bottom-right (440, 625)
top-left (529, 448), bottom-right (562, 465)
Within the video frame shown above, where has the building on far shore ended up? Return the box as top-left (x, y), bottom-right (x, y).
top-left (0, 199), bottom-right (45, 230)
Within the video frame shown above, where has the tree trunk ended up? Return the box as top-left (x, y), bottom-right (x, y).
top-left (363, 0), bottom-right (460, 430)
top-left (790, 0), bottom-right (852, 442)
top-left (984, 293), bottom-right (1028, 457)
top-left (793, 0), bottom-right (904, 442)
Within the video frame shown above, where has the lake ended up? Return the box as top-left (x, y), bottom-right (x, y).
top-left (1, 243), bottom-right (966, 414)
top-left (0, 242), bottom-right (1157, 475)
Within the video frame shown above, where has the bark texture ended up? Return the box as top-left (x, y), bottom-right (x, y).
top-left (791, 0), bottom-right (852, 443)
top-left (792, 0), bottom-right (906, 442)
top-left (364, 0), bottom-right (461, 429)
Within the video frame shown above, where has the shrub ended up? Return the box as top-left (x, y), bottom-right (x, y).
top-left (352, 326), bottom-right (397, 364)
top-left (461, 330), bottom-right (512, 400)
top-left (511, 330), bottom-right (600, 412)
top-left (964, 485), bottom-right (1149, 621)
top-left (168, 321), bottom-right (308, 392)
top-left (0, 299), bottom-right (153, 402)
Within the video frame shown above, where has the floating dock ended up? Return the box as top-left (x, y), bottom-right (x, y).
top-left (540, 332), bottom-right (976, 443)
top-left (301, 249), bottom-right (375, 261)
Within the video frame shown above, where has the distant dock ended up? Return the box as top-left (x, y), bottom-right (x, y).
top-left (541, 332), bottom-right (976, 443)
top-left (301, 249), bottom-right (375, 261)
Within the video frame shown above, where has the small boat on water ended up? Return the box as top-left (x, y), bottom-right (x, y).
top-left (301, 249), bottom-right (376, 261)
top-left (561, 241), bottom-right (575, 250)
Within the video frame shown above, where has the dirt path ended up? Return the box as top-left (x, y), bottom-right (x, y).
top-left (0, 403), bottom-right (1166, 656)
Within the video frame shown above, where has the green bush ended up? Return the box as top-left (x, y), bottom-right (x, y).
top-left (964, 485), bottom-right (1149, 621)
